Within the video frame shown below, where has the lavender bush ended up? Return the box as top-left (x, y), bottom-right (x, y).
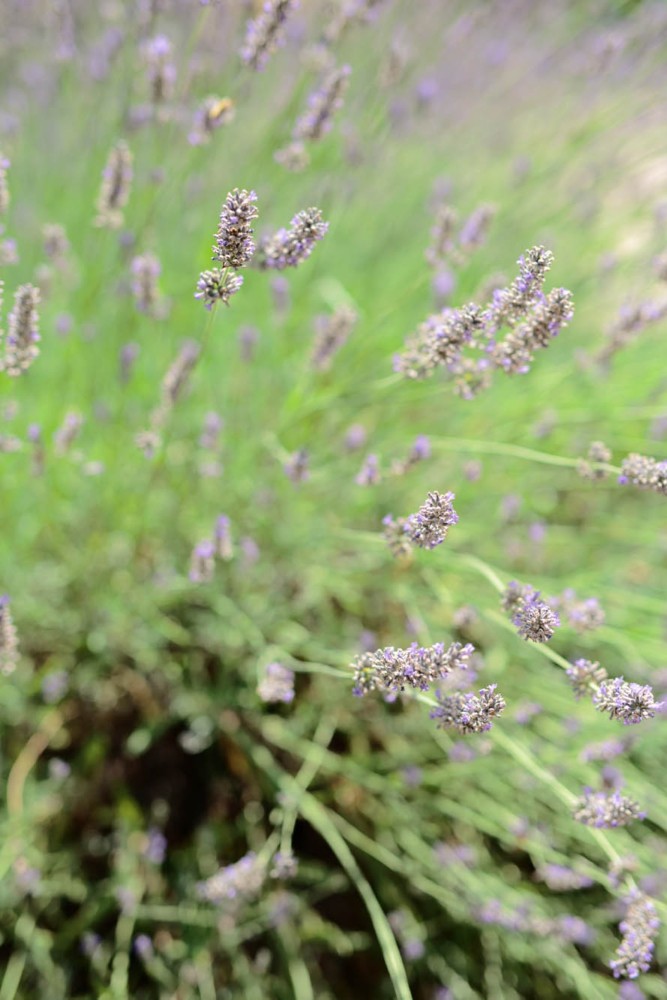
top-left (2, 2), bottom-right (667, 998)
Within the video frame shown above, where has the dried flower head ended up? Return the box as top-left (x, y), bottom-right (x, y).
top-left (573, 789), bottom-right (645, 829)
top-left (611, 891), bottom-right (660, 979)
top-left (403, 491), bottom-right (458, 549)
top-left (240, 0), bottom-right (298, 71)
top-left (593, 678), bottom-right (662, 725)
top-left (431, 684), bottom-right (506, 734)
top-left (258, 662), bottom-right (295, 703)
top-left (0, 596), bottom-right (19, 675)
top-left (512, 594), bottom-right (560, 643)
top-left (2, 284), bottom-right (40, 376)
top-left (195, 268), bottom-right (244, 309)
top-left (95, 140), bottom-right (133, 228)
top-left (213, 189), bottom-right (259, 269)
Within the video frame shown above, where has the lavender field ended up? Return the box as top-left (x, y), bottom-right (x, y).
top-left (3, 1), bottom-right (667, 997)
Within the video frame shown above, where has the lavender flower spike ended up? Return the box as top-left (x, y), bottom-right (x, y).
top-left (611, 891), bottom-right (660, 980)
top-left (293, 65), bottom-right (351, 143)
top-left (0, 596), bottom-right (19, 675)
top-left (258, 662), bottom-right (295, 703)
top-left (404, 491), bottom-right (458, 549)
top-left (573, 789), bottom-right (645, 829)
top-left (593, 677), bottom-right (662, 725)
top-left (2, 284), bottom-right (40, 376)
top-left (95, 140), bottom-right (133, 228)
top-left (197, 852), bottom-right (266, 904)
top-left (213, 189), bottom-right (259, 269)
top-left (352, 641), bottom-right (475, 696)
top-left (258, 208), bottom-right (329, 271)
top-left (240, 0), bottom-right (298, 72)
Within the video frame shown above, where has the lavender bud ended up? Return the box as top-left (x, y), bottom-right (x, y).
top-left (258, 207), bottom-right (329, 270)
top-left (42, 224), bottom-right (69, 261)
top-left (160, 340), bottom-right (200, 411)
top-left (573, 789), bottom-right (645, 829)
top-left (618, 453), bottom-right (667, 497)
top-left (258, 662), bottom-right (295, 703)
top-left (195, 268), bottom-right (243, 309)
top-left (119, 342), bottom-right (140, 384)
top-left (200, 411), bottom-right (223, 449)
top-left (284, 448), bottom-right (309, 483)
top-left (212, 189), bottom-right (258, 269)
top-left (593, 678), bottom-right (662, 725)
top-left (404, 491), bottom-right (458, 549)
top-left (459, 204), bottom-right (495, 252)
top-left (566, 658), bottom-right (608, 699)
top-left (311, 305), bottom-right (357, 371)
top-left (214, 515), bottom-right (233, 561)
top-left (197, 852), bottom-right (266, 904)
top-left (0, 154), bottom-right (9, 215)
top-left (240, 0), bottom-right (298, 71)
top-left (425, 204), bottom-right (457, 267)
top-left (270, 850), bottom-right (298, 879)
top-left (2, 284), bottom-right (40, 376)
top-left (611, 891), bottom-right (659, 979)
top-left (355, 453), bottom-right (380, 486)
top-left (95, 140), bottom-right (133, 228)
top-left (382, 514), bottom-right (412, 558)
top-left (431, 684), bottom-right (506, 734)
top-left (131, 253), bottom-right (162, 316)
top-left (54, 411), bottom-right (83, 454)
top-left (293, 65), bottom-right (351, 143)
top-left (0, 596), bottom-right (19, 675)
top-left (189, 540), bottom-right (215, 583)
top-left (344, 423), bottom-right (367, 451)
top-left (133, 934), bottom-right (154, 960)
top-left (143, 35), bottom-right (176, 106)
top-left (534, 864), bottom-right (594, 891)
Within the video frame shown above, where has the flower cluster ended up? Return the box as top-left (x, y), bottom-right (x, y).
top-left (277, 65), bottom-right (351, 169)
top-left (240, 0), bottom-right (298, 71)
top-left (577, 440), bottom-right (612, 480)
top-left (95, 140), bottom-right (133, 228)
top-left (611, 892), bottom-right (660, 980)
top-left (257, 207), bottom-right (329, 270)
top-left (189, 514), bottom-right (234, 582)
top-left (197, 852), bottom-right (266, 905)
top-left (257, 662), bottom-right (295, 704)
top-left (394, 246), bottom-right (574, 396)
top-left (593, 678), bottom-right (661, 725)
top-left (384, 491), bottom-right (458, 556)
top-left (194, 269), bottom-right (244, 309)
top-left (431, 684), bottom-right (506, 735)
top-left (573, 789), bottom-right (645, 829)
top-left (618, 453), bottom-right (667, 497)
top-left (501, 582), bottom-right (559, 643)
top-left (352, 641), bottom-right (475, 696)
